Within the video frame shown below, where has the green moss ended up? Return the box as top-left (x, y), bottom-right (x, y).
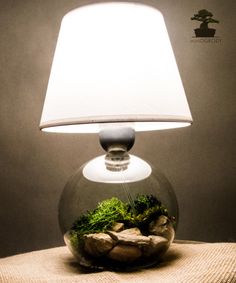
top-left (123, 195), bottom-right (169, 231)
top-left (133, 195), bottom-right (160, 213)
top-left (69, 230), bottom-right (79, 251)
top-left (71, 197), bottom-right (129, 236)
top-left (70, 194), bottom-right (171, 242)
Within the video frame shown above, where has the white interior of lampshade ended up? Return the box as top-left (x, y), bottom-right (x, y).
top-left (83, 154), bottom-right (152, 183)
top-left (40, 2), bottom-right (193, 133)
top-left (41, 121), bottom-right (191, 133)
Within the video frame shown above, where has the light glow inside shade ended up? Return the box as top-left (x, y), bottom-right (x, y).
top-left (40, 2), bottom-right (192, 133)
top-left (42, 122), bottom-right (191, 133)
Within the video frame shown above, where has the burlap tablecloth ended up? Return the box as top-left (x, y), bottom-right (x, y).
top-left (0, 242), bottom-right (235, 283)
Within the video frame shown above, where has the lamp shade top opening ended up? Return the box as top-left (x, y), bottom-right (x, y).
top-left (40, 2), bottom-right (192, 133)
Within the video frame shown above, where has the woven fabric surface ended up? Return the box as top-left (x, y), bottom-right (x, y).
top-left (0, 242), bottom-right (235, 283)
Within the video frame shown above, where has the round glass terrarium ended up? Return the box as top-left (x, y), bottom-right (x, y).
top-left (59, 131), bottom-right (178, 271)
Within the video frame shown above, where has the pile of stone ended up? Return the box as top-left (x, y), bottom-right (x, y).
top-left (80, 215), bottom-right (174, 265)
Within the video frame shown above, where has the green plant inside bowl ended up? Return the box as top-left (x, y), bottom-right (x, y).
top-left (65, 194), bottom-right (176, 270)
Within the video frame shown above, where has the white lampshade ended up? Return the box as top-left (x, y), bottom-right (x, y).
top-left (40, 2), bottom-right (192, 133)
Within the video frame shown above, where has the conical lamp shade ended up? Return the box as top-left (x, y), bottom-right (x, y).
top-left (40, 2), bottom-right (192, 133)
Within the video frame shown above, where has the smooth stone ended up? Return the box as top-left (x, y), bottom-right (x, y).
top-left (149, 215), bottom-right (175, 242)
top-left (108, 231), bottom-right (150, 246)
top-left (84, 233), bottom-right (114, 257)
top-left (142, 235), bottom-right (169, 257)
top-left (112, 222), bottom-right (125, 232)
top-left (108, 244), bottom-right (142, 262)
top-left (119, 227), bottom-right (142, 236)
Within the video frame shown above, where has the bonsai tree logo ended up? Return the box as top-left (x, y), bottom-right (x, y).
top-left (191, 9), bottom-right (219, 37)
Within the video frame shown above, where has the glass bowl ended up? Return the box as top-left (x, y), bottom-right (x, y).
top-left (58, 154), bottom-right (178, 271)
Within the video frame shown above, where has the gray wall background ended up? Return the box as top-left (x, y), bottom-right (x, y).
top-left (0, 0), bottom-right (235, 258)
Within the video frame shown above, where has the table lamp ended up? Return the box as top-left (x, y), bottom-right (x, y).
top-left (40, 2), bottom-right (192, 271)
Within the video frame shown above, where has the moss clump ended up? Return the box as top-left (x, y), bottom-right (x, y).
top-left (71, 197), bottom-right (128, 237)
top-left (70, 195), bottom-right (171, 246)
top-left (124, 195), bottom-right (169, 231)
top-left (133, 195), bottom-right (161, 214)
